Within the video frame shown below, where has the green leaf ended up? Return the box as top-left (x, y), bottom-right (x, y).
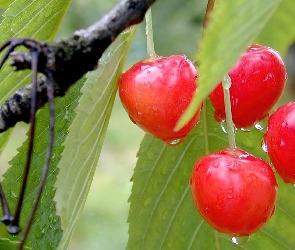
top-left (0, 0), bottom-right (71, 103)
top-left (0, 129), bottom-right (12, 155)
top-left (128, 101), bottom-right (295, 249)
top-left (175, 0), bottom-right (283, 130)
top-left (255, 0), bottom-right (295, 56)
top-left (55, 27), bottom-right (137, 250)
top-left (0, 238), bottom-right (31, 250)
top-left (0, 78), bottom-right (84, 249)
top-left (0, 0), bottom-right (11, 9)
top-left (0, 1), bottom-right (72, 249)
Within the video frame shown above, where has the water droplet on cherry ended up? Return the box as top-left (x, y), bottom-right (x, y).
top-left (282, 121), bottom-right (288, 128)
top-left (203, 207), bottom-right (209, 214)
top-left (212, 162), bottom-right (219, 168)
top-left (231, 235), bottom-right (250, 245)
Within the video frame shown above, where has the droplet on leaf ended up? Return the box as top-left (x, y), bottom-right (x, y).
top-left (166, 138), bottom-right (183, 146)
top-left (221, 121), bottom-right (227, 133)
top-left (231, 235), bottom-right (249, 245)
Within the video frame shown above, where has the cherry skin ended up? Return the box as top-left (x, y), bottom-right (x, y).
top-left (209, 44), bottom-right (287, 128)
top-left (264, 102), bottom-right (295, 184)
top-left (118, 54), bottom-right (202, 145)
top-left (190, 147), bottom-right (277, 236)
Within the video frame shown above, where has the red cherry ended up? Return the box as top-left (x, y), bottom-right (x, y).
top-left (264, 102), bottom-right (295, 184)
top-left (190, 148), bottom-right (277, 236)
top-left (118, 55), bottom-right (202, 145)
top-left (209, 44), bottom-right (287, 128)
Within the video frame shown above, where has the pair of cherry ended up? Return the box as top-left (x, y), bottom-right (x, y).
top-left (118, 44), bottom-right (292, 239)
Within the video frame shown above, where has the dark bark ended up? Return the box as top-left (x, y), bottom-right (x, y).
top-left (0, 0), bottom-right (157, 133)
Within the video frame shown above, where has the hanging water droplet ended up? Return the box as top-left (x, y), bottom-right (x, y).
top-left (240, 127), bottom-right (251, 132)
top-left (261, 140), bottom-right (268, 153)
top-left (254, 122), bottom-right (264, 131)
top-left (221, 120), bottom-right (227, 133)
top-left (166, 138), bottom-right (183, 146)
top-left (231, 235), bottom-right (250, 245)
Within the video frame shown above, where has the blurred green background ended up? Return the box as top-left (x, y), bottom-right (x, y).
top-left (0, 0), bottom-right (294, 249)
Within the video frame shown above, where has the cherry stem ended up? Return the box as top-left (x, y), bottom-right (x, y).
top-left (222, 75), bottom-right (236, 149)
top-left (145, 8), bottom-right (156, 57)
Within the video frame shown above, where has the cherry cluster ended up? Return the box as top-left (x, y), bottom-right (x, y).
top-left (118, 44), bottom-right (291, 240)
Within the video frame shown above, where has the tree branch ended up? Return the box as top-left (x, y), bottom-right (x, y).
top-left (0, 0), bottom-right (157, 133)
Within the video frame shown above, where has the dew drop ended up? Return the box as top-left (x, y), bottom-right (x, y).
top-left (34, 225), bottom-right (45, 239)
top-left (254, 122), bottom-right (264, 131)
top-left (240, 127), bottom-right (251, 132)
top-left (212, 162), bottom-right (219, 168)
top-left (144, 197), bottom-right (152, 207)
top-left (11, 191), bottom-right (17, 198)
top-left (48, 214), bottom-right (58, 225)
top-left (166, 138), bottom-right (183, 146)
top-left (45, 10), bottom-right (53, 18)
top-left (282, 121), bottom-right (288, 128)
top-left (48, 214), bottom-right (54, 223)
top-left (203, 207), bottom-right (209, 214)
top-left (221, 121), bottom-right (227, 133)
top-left (137, 111), bottom-right (143, 118)
top-left (152, 106), bottom-right (158, 111)
top-left (261, 217), bottom-right (267, 223)
top-left (261, 140), bottom-right (268, 153)
top-left (231, 235), bottom-right (249, 245)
